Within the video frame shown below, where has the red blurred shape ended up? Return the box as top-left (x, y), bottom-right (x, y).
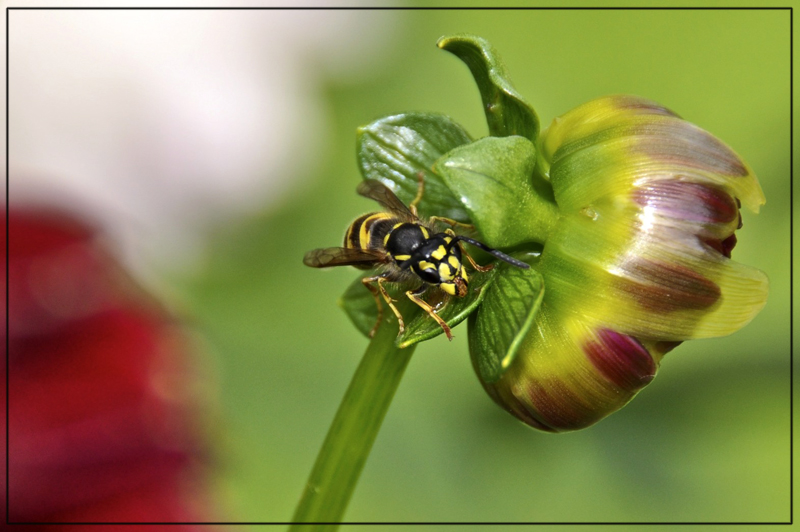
top-left (4, 208), bottom-right (213, 528)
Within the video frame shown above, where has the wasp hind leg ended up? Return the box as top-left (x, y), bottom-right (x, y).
top-left (408, 171), bottom-right (426, 217)
top-left (362, 274), bottom-right (406, 338)
top-left (406, 285), bottom-right (453, 341)
top-left (409, 172), bottom-right (476, 236)
top-left (431, 216), bottom-right (476, 232)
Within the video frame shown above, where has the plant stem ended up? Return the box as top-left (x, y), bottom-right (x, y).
top-left (289, 314), bottom-right (417, 531)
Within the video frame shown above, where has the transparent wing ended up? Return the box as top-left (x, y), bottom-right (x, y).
top-left (303, 247), bottom-right (387, 268)
top-left (357, 180), bottom-right (415, 219)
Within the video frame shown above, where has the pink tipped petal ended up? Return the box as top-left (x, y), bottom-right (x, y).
top-left (483, 310), bottom-right (660, 432)
top-left (615, 257), bottom-right (721, 313)
top-left (541, 95), bottom-right (766, 213)
top-left (537, 202), bottom-right (767, 340)
top-left (584, 329), bottom-right (656, 390)
top-left (540, 95), bottom-right (680, 166)
top-left (629, 120), bottom-right (748, 177)
top-left (632, 181), bottom-right (739, 226)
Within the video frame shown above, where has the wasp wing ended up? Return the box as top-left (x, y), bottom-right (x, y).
top-left (303, 247), bottom-right (387, 268)
top-left (356, 180), bottom-right (415, 219)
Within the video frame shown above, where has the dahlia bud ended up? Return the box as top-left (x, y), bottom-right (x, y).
top-left (478, 95), bottom-right (768, 432)
top-left (337, 34), bottom-right (768, 433)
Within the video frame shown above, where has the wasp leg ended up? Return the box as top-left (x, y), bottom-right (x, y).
top-left (378, 277), bottom-right (407, 336)
top-left (406, 286), bottom-right (454, 341)
top-left (431, 216), bottom-right (475, 232)
top-left (409, 171), bottom-right (426, 217)
top-left (461, 246), bottom-right (495, 273)
top-left (456, 239), bottom-right (495, 273)
top-left (443, 228), bottom-right (494, 273)
top-left (361, 275), bottom-right (385, 338)
top-left (363, 275), bottom-right (406, 338)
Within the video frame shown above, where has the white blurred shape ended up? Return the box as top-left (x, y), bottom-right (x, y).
top-left (8, 7), bottom-right (400, 286)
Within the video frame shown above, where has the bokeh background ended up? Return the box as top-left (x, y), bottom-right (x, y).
top-left (7, 4), bottom-right (791, 526)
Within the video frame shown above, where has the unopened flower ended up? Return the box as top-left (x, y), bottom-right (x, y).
top-left (334, 34), bottom-right (768, 433)
top-left (478, 95), bottom-right (768, 432)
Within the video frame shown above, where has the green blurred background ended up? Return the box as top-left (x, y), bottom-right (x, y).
top-left (177, 8), bottom-right (791, 525)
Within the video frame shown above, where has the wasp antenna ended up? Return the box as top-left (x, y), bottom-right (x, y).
top-left (452, 236), bottom-right (530, 269)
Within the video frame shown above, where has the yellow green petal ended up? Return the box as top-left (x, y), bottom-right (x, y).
top-left (538, 203), bottom-right (768, 340)
top-left (539, 95), bottom-right (765, 213)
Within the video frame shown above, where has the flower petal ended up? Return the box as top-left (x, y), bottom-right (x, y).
top-left (538, 203), bottom-right (768, 340)
top-left (540, 95), bottom-right (765, 213)
top-left (480, 306), bottom-right (659, 432)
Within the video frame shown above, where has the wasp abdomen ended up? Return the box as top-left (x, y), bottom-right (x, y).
top-left (345, 212), bottom-right (395, 251)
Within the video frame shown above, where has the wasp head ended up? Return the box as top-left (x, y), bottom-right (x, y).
top-left (407, 233), bottom-right (470, 297)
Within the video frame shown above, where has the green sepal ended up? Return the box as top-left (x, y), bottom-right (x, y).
top-left (437, 34), bottom-right (539, 142)
top-left (468, 256), bottom-right (545, 384)
top-left (396, 266), bottom-right (499, 349)
top-left (434, 135), bottom-right (557, 247)
top-left (356, 112), bottom-right (473, 222)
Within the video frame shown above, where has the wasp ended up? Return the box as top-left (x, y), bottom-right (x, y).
top-left (303, 177), bottom-right (529, 340)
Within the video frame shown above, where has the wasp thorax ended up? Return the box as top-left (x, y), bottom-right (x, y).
top-left (384, 223), bottom-right (429, 257)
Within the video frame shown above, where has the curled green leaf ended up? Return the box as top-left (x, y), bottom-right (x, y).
top-left (468, 257), bottom-right (545, 384)
top-left (356, 112), bottom-right (473, 221)
top-left (438, 34), bottom-right (539, 142)
top-left (339, 266), bottom-right (498, 347)
top-left (396, 266), bottom-right (499, 348)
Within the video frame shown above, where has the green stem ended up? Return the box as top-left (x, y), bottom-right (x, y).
top-left (289, 314), bottom-right (417, 530)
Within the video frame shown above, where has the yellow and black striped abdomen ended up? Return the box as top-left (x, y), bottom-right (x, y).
top-left (344, 212), bottom-right (397, 252)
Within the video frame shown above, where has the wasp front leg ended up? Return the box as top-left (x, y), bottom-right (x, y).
top-left (460, 245), bottom-right (494, 273)
top-left (406, 285), bottom-right (453, 341)
top-left (362, 274), bottom-right (406, 338)
top-left (444, 228), bottom-right (494, 273)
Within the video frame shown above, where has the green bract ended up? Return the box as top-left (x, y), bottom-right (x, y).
top-left (468, 255), bottom-right (544, 384)
top-left (435, 136), bottom-right (557, 248)
top-left (356, 113), bottom-right (472, 222)
top-left (339, 34), bottom-right (768, 432)
top-left (437, 34), bottom-right (539, 142)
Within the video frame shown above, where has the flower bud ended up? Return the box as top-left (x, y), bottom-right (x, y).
top-left (481, 95), bottom-right (768, 432)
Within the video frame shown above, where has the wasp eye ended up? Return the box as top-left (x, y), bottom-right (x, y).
top-left (413, 260), bottom-right (441, 284)
top-left (423, 269), bottom-right (441, 284)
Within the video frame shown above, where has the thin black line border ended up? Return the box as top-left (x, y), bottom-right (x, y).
top-left (4, 4), bottom-right (793, 527)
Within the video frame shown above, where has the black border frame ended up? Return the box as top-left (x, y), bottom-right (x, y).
top-left (4, 5), bottom-right (794, 527)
